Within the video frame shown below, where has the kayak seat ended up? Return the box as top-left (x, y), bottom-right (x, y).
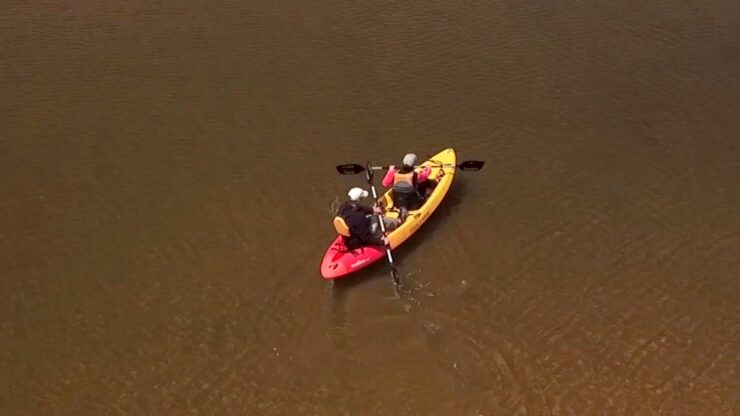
top-left (392, 181), bottom-right (422, 211)
top-left (333, 216), bottom-right (351, 237)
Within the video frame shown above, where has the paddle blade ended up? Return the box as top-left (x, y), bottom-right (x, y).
top-left (336, 163), bottom-right (365, 174)
top-left (458, 160), bottom-right (485, 171)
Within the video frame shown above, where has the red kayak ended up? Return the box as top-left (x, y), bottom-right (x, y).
top-left (320, 239), bottom-right (386, 279)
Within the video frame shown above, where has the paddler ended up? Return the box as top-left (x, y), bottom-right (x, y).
top-left (337, 187), bottom-right (399, 249)
top-left (381, 153), bottom-right (435, 210)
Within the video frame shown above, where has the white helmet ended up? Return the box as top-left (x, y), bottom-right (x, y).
top-left (402, 153), bottom-right (417, 167)
top-left (347, 187), bottom-right (369, 201)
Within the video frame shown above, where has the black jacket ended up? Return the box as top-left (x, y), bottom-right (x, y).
top-left (338, 201), bottom-right (384, 248)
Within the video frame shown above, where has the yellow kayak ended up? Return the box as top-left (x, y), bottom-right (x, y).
top-left (379, 147), bottom-right (457, 249)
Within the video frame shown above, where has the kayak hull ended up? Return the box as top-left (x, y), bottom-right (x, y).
top-left (320, 148), bottom-right (457, 280)
top-left (320, 237), bottom-right (386, 279)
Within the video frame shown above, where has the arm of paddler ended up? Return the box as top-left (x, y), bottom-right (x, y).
top-left (417, 165), bottom-right (432, 182)
top-left (381, 165), bottom-right (397, 187)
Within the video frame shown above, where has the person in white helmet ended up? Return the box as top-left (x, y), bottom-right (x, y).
top-left (381, 153), bottom-right (435, 210)
top-left (336, 187), bottom-right (398, 248)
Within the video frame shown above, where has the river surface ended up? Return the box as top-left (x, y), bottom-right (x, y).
top-left (2, 1), bottom-right (739, 414)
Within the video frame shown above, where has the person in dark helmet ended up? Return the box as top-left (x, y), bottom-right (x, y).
top-left (335, 187), bottom-right (398, 249)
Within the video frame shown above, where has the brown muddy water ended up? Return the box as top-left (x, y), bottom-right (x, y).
top-left (2, 1), bottom-right (739, 414)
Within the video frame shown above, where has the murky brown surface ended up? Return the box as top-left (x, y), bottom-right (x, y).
top-left (2, 1), bottom-right (739, 414)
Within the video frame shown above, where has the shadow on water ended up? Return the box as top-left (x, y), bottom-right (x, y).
top-left (393, 179), bottom-right (467, 264)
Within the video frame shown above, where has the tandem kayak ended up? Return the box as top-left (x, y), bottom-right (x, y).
top-left (320, 148), bottom-right (458, 279)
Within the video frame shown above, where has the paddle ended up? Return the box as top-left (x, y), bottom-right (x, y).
top-left (336, 160), bottom-right (485, 175)
top-left (364, 162), bottom-right (401, 288)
